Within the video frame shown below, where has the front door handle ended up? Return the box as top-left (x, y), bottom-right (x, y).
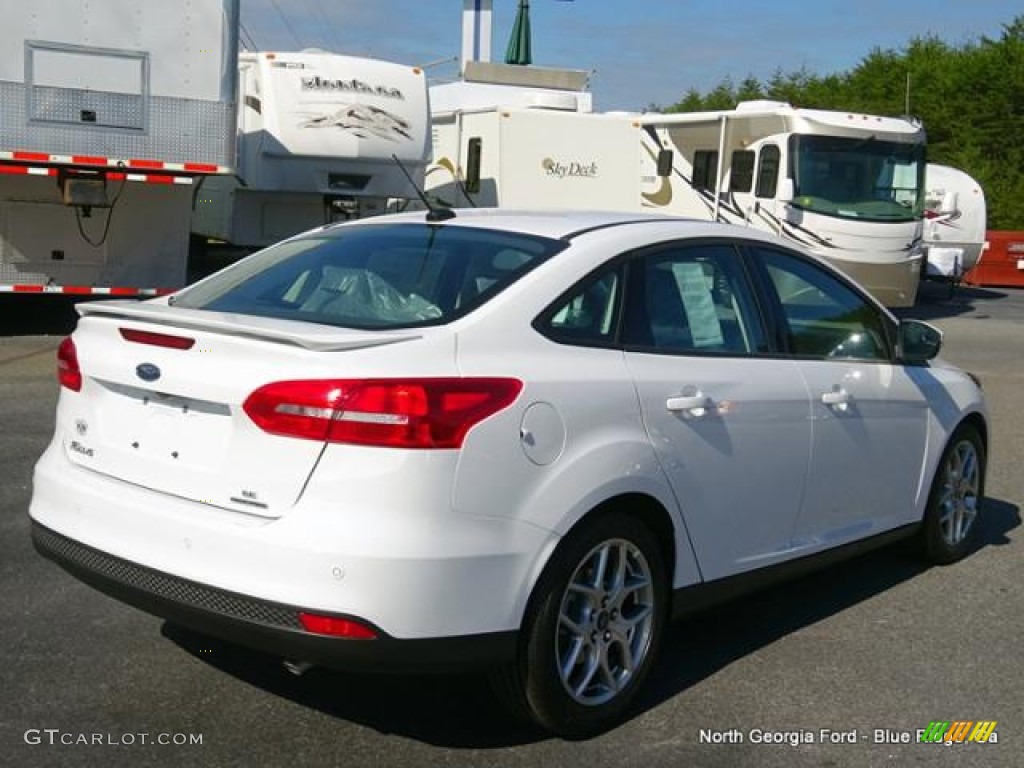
top-left (666, 394), bottom-right (711, 413)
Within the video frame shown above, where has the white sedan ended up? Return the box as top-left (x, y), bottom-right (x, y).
top-left (30, 210), bottom-right (987, 738)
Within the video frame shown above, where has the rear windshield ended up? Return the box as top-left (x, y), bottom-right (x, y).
top-left (173, 223), bottom-right (565, 329)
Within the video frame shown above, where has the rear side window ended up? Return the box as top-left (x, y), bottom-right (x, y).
top-left (174, 223), bottom-right (564, 329)
top-left (538, 267), bottom-right (622, 346)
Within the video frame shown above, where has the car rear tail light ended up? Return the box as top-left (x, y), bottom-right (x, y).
top-left (298, 612), bottom-right (378, 640)
top-left (57, 337), bottom-right (82, 392)
top-left (119, 328), bottom-right (196, 350)
top-left (243, 378), bottom-right (523, 449)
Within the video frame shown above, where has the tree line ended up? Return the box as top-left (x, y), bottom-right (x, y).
top-left (661, 16), bottom-right (1024, 230)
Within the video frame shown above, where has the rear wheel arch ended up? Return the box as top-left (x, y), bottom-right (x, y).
top-left (494, 495), bottom-right (675, 736)
top-left (534, 493), bottom-right (678, 611)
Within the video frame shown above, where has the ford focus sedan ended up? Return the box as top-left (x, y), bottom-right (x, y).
top-left (30, 210), bottom-right (987, 738)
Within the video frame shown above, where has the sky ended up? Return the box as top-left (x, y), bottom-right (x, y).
top-left (239, 0), bottom-right (1016, 111)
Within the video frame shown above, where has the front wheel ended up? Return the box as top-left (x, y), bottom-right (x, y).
top-left (922, 424), bottom-right (985, 564)
top-left (492, 513), bottom-right (668, 738)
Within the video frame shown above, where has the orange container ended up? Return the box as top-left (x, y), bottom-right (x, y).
top-left (964, 231), bottom-right (1024, 288)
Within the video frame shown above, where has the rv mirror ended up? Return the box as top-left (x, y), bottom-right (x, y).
top-left (656, 149), bottom-right (674, 178)
top-left (777, 178), bottom-right (795, 203)
top-left (465, 137), bottom-right (482, 194)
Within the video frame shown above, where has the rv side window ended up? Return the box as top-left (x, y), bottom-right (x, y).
top-left (692, 151), bottom-right (719, 192)
top-left (730, 150), bottom-right (755, 193)
top-left (755, 145), bottom-right (781, 198)
top-left (465, 137), bottom-right (482, 194)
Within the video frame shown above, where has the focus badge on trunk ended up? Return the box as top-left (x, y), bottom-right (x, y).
top-left (136, 363), bottom-right (161, 382)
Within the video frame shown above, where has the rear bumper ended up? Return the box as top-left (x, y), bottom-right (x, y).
top-left (32, 522), bottom-right (517, 673)
top-left (30, 436), bottom-right (558, 644)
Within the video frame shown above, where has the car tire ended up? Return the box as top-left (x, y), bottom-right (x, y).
top-left (921, 424), bottom-right (985, 565)
top-left (491, 512), bottom-right (668, 739)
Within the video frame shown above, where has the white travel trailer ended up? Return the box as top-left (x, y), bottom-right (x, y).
top-left (429, 100), bottom-right (928, 307)
top-left (922, 163), bottom-right (988, 280)
top-left (0, 0), bottom-right (238, 297)
top-left (191, 51), bottom-right (431, 251)
top-left (428, 107), bottom-right (639, 211)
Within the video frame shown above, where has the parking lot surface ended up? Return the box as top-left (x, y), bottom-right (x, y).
top-left (2, 284), bottom-right (1021, 767)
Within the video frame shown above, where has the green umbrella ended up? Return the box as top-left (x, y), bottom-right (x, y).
top-left (505, 0), bottom-right (532, 66)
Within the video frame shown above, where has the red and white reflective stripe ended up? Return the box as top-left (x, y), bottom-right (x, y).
top-left (0, 163), bottom-right (193, 185)
top-left (0, 164), bottom-right (57, 177)
top-left (0, 284), bottom-right (175, 296)
top-left (107, 172), bottom-right (193, 185)
top-left (0, 149), bottom-right (230, 174)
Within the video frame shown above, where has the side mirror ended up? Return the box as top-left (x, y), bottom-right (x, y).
top-left (777, 178), bottom-right (794, 203)
top-left (898, 319), bottom-right (942, 363)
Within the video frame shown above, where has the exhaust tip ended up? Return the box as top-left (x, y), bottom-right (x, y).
top-left (282, 659), bottom-right (314, 677)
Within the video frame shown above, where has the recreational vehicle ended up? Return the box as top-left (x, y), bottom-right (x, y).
top-left (191, 50), bottom-right (431, 253)
top-left (922, 163), bottom-right (988, 281)
top-left (428, 101), bottom-right (928, 307)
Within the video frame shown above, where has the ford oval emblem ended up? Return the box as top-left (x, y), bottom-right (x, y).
top-left (136, 363), bottom-right (161, 382)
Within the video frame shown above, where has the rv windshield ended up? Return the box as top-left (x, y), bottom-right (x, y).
top-left (789, 135), bottom-right (925, 223)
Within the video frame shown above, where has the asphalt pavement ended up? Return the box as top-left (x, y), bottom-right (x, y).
top-left (1, 283), bottom-right (1021, 767)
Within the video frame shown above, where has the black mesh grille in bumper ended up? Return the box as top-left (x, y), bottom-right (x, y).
top-left (32, 522), bottom-right (302, 630)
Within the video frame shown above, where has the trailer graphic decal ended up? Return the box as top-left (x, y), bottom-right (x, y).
top-left (299, 104), bottom-right (414, 142)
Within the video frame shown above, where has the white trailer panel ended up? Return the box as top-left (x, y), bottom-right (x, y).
top-left (0, 0), bottom-right (238, 169)
top-left (428, 109), bottom-right (640, 211)
top-left (0, 174), bottom-right (192, 292)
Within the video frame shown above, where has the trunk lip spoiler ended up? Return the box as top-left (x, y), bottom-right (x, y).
top-left (76, 300), bottom-right (423, 352)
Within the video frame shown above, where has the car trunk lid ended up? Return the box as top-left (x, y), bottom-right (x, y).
top-left (60, 301), bottom-right (449, 519)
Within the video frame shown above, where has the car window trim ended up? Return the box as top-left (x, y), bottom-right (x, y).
top-left (532, 261), bottom-right (627, 350)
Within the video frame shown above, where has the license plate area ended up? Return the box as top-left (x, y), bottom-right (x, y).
top-left (91, 381), bottom-right (232, 472)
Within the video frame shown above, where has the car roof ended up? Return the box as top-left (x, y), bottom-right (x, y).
top-left (320, 208), bottom-right (768, 242)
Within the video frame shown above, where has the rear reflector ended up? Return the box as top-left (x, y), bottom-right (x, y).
top-left (298, 612), bottom-right (378, 639)
top-left (243, 378), bottom-right (522, 449)
top-left (57, 337), bottom-right (82, 392)
top-left (119, 328), bottom-right (196, 350)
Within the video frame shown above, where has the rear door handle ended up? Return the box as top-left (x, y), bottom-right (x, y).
top-left (821, 388), bottom-right (850, 410)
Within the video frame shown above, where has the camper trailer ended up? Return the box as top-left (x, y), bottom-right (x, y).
top-left (0, 0), bottom-right (238, 297)
top-left (922, 163), bottom-right (988, 281)
top-left (191, 50), bottom-right (431, 252)
top-left (428, 107), bottom-right (638, 210)
top-left (429, 100), bottom-right (928, 307)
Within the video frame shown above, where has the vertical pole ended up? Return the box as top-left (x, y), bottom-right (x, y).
top-left (461, 0), bottom-right (493, 73)
top-left (714, 115), bottom-right (729, 222)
